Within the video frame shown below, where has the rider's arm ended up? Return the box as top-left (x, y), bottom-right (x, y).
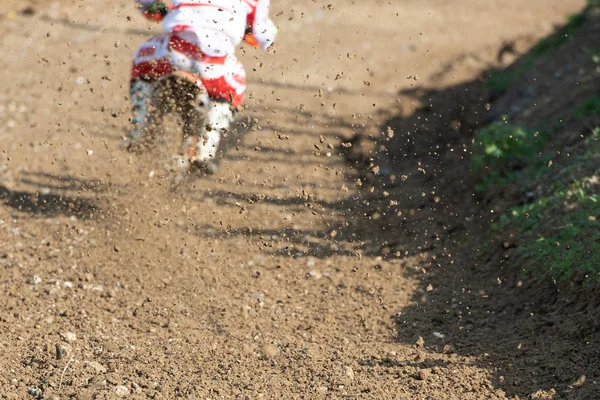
top-left (246, 0), bottom-right (277, 50)
top-left (136, 0), bottom-right (169, 22)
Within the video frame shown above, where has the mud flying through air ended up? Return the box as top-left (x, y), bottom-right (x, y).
top-left (1, 0), bottom-right (599, 399)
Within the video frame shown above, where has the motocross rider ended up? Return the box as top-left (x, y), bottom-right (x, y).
top-left (125, 0), bottom-right (277, 174)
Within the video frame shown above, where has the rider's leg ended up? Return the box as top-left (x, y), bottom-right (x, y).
top-left (124, 34), bottom-right (173, 150)
top-left (176, 86), bottom-right (212, 172)
top-left (196, 100), bottom-right (233, 160)
top-left (192, 53), bottom-right (246, 171)
top-left (170, 30), bottom-right (246, 174)
top-left (122, 78), bottom-right (156, 149)
top-left (177, 98), bottom-right (233, 175)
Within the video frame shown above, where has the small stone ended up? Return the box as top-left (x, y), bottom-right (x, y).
top-left (87, 361), bottom-right (107, 374)
top-left (417, 368), bottom-right (431, 381)
top-left (86, 149), bottom-right (93, 156)
top-left (82, 284), bottom-right (104, 292)
top-left (20, 6), bottom-right (36, 16)
top-left (56, 343), bottom-right (72, 360)
top-left (416, 336), bottom-right (425, 347)
top-left (61, 332), bottom-right (77, 342)
top-left (433, 332), bottom-right (445, 339)
top-left (573, 375), bottom-right (586, 387)
top-left (241, 306), bottom-right (250, 319)
top-left (306, 271), bottom-right (323, 279)
top-left (113, 386), bottom-right (129, 397)
top-left (132, 382), bottom-right (142, 394)
top-left (251, 292), bottom-right (265, 303)
top-left (344, 366), bottom-right (355, 380)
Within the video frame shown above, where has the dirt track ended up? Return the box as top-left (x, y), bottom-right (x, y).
top-left (0, 0), bottom-right (592, 398)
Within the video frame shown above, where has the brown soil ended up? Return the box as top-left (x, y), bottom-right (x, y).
top-left (0, 0), bottom-right (596, 399)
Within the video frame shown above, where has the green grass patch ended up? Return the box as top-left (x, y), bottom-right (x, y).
top-left (573, 95), bottom-right (600, 118)
top-left (497, 173), bottom-right (600, 281)
top-left (470, 120), bottom-right (549, 190)
top-left (471, 110), bottom-right (600, 281)
top-left (485, 13), bottom-right (587, 94)
top-left (584, 46), bottom-right (600, 64)
top-left (472, 0), bottom-right (599, 284)
top-left (588, 0), bottom-right (600, 8)
top-left (485, 127), bottom-right (600, 282)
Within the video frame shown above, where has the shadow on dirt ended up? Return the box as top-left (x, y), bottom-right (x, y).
top-left (192, 189), bottom-right (347, 210)
top-left (247, 79), bottom-right (398, 98)
top-left (37, 14), bottom-right (155, 37)
top-left (20, 172), bottom-right (109, 193)
top-left (351, 6), bottom-right (600, 399)
top-left (148, 8), bottom-right (599, 394)
top-left (177, 103), bottom-right (393, 259)
top-left (0, 173), bottom-right (107, 219)
top-left (199, 225), bottom-right (358, 259)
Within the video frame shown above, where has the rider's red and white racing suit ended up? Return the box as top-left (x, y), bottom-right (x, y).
top-left (132, 0), bottom-right (277, 106)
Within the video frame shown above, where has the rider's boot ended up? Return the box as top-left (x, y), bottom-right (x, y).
top-left (177, 100), bottom-right (234, 175)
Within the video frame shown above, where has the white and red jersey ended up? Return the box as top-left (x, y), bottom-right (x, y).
top-left (136, 0), bottom-right (277, 55)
